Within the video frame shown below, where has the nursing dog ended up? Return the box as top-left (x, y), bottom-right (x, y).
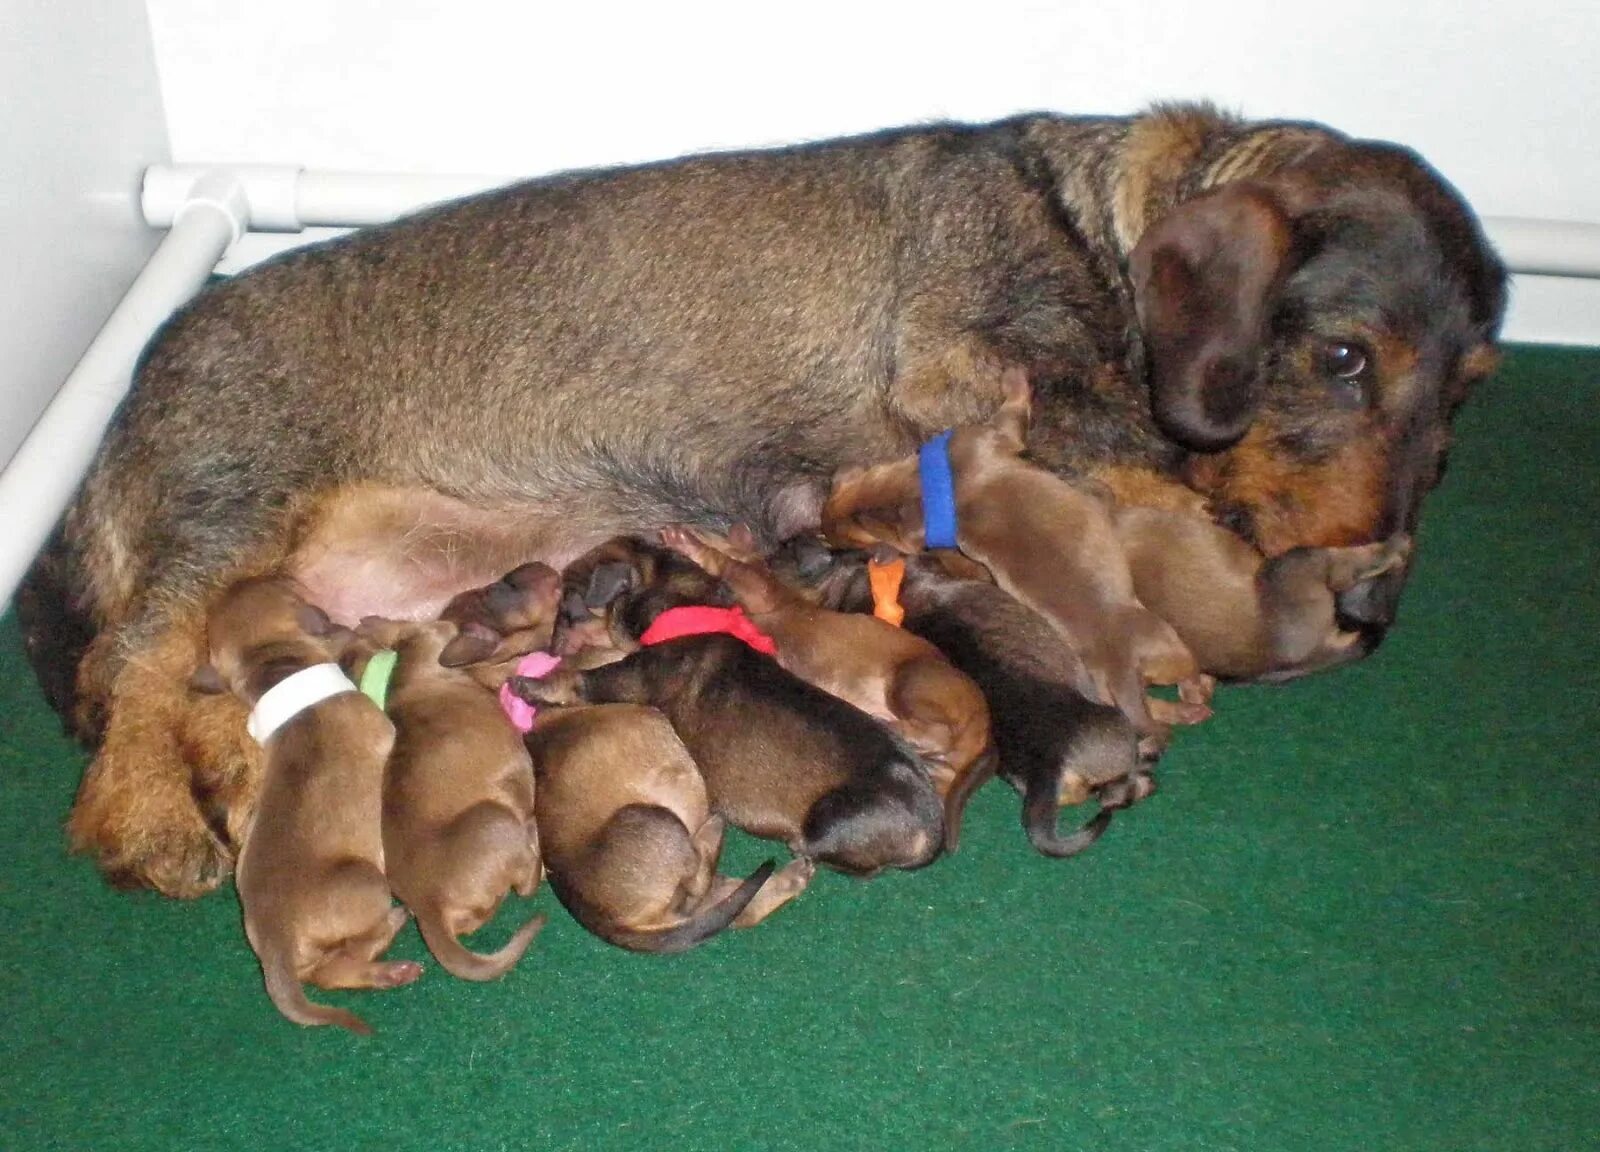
top-left (23, 103), bottom-right (1505, 895)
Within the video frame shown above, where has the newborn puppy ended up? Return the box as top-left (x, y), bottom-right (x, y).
top-left (661, 523), bottom-right (994, 851)
top-left (191, 576), bottom-right (418, 1034)
top-left (773, 540), bottom-right (1153, 858)
top-left (821, 368), bottom-right (1209, 738)
top-left (1114, 508), bottom-right (1413, 681)
top-left (525, 537), bottom-right (946, 876)
top-left (353, 615), bottom-right (549, 982)
top-left (530, 703), bottom-right (809, 951)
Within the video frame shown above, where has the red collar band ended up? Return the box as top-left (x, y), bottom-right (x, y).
top-left (638, 604), bottom-right (778, 656)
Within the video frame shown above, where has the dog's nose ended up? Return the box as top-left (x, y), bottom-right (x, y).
top-left (1334, 562), bottom-right (1407, 641)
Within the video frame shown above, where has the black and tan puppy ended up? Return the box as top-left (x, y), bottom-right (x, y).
top-left (31, 104), bottom-right (1505, 896)
top-left (773, 541), bottom-right (1152, 858)
top-left (823, 369), bottom-right (1211, 738)
top-left (660, 523), bottom-right (994, 851)
top-left (192, 576), bottom-right (417, 1033)
top-left (352, 617), bottom-right (548, 983)
top-left (528, 537), bottom-right (946, 876)
top-left (529, 703), bottom-right (808, 952)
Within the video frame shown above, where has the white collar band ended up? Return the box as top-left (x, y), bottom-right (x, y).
top-left (246, 663), bottom-right (360, 744)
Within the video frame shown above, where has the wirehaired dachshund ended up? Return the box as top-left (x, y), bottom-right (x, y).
top-left (24, 103), bottom-right (1505, 895)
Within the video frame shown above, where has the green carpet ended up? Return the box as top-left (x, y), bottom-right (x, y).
top-left (3, 346), bottom-right (1596, 1151)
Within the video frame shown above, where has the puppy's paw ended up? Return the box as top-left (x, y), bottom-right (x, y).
top-left (508, 670), bottom-right (583, 706)
top-left (372, 960), bottom-right (424, 988)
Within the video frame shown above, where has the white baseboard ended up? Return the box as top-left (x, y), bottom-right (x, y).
top-left (1501, 275), bottom-right (1600, 347)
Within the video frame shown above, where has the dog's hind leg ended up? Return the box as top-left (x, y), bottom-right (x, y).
top-left (702, 857), bottom-right (816, 929)
top-left (66, 610), bottom-right (236, 898)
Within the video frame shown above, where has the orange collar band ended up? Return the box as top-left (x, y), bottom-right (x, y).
top-left (868, 556), bottom-right (906, 627)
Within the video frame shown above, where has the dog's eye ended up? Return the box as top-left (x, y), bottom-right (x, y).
top-left (1322, 342), bottom-right (1369, 380)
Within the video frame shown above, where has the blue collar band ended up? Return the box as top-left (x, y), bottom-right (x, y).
top-left (919, 430), bottom-right (959, 550)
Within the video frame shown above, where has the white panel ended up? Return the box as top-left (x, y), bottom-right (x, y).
top-left (145, 0), bottom-right (1598, 224)
top-left (0, 0), bottom-right (170, 468)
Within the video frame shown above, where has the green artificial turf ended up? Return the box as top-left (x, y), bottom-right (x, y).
top-left (2, 346), bottom-right (1596, 1151)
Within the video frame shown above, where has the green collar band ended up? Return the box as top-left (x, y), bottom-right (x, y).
top-left (359, 648), bottom-right (399, 711)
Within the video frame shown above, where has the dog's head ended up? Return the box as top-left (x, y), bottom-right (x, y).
top-left (552, 536), bottom-right (735, 656)
top-left (435, 561), bottom-right (563, 668)
top-left (1127, 134), bottom-right (1506, 631)
top-left (190, 575), bottom-right (354, 700)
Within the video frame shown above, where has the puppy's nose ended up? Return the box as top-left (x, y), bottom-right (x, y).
top-left (1334, 562), bottom-right (1407, 640)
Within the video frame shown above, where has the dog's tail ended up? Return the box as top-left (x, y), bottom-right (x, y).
top-left (555, 859), bottom-right (777, 955)
top-left (260, 950), bottom-right (372, 1035)
top-left (1020, 776), bottom-right (1116, 859)
top-left (414, 909), bottom-right (547, 983)
top-left (939, 741), bottom-right (999, 854)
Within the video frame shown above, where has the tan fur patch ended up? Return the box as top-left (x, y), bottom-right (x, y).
top-left (1112, 108), bottom-right (1217, 251)
top-left (1089, 465), bottom-right (1212, 517)
top-left (1187, 422), bottom-right (1390, 554)
top-left (1460, 343), bottom-right (1502, 380)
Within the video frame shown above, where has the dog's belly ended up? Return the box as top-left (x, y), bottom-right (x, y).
top-left (288, 485), bottom-right (605, 625)
top-left (286, 474), bottom-right (832, 625)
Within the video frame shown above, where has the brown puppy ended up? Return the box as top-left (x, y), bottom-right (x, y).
top-left (352, 616), bottom-right (547, 983)
top-left (773, 541), bottom-right (1153, 858)
top-left (530, 703), bottom-right (808, 951)
top-left (660, 523), bottom-right (994, 851)
top-left (1113, 508), bottom-right (1414, 681)
top-left (192, 576), bottom-right (418, 1034)
top-left (823, 369), bottom-right (1211, 738)
top-left (528, 537), bottom-right (946, 876)
top-left (31, 104), bottom-right (1505, 896)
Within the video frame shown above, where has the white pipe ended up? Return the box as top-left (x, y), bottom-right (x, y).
top-left (0, 171), bottom-right (249, 608)
top-left (141, 164), bottom-right (512, 231)
top-left (1479, 217), bottom-right (1600, 280)
top-left (139, 164), bottom-right (1600, 280)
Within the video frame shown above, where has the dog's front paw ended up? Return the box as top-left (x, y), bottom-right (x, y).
top-left (508, 670), bottom-right (584, 706)
top-left (68, 779), bottom-right (234, 899)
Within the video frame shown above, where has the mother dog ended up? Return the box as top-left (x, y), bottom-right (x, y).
top-left (20, 103), bottom-right (1505, 897)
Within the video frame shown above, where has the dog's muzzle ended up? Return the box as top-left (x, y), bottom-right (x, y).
top-left (1334, 562), bottom-right (1408, 646)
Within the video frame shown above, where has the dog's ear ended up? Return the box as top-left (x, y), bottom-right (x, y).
top-left (438, 623), bottom-right (500, 668)
top-left (583, 561), bottom-right (637, 610)
top-left (503, 561), bottom-right (561, 595)
top-left (786, 536), bottom-right (836, 581)
top-left (189, 664), bottom-right (226, 695)
top-left (296, 602), bottom-right (335, 637)
top-left (321, 625), bottom-right (359, 659)
top-left (992, 367), bottom-right (1032, 452)
top-left (1130, 184), bottom-right (1294, 452)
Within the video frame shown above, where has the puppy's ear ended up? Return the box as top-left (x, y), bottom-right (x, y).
top-left (189, 665), bottom-right (227, 695)
top-left (992, 368), bottom-right (1032, 452)
top-left (787, 536), bottom-right (836, 581)
top-left (504, 561), bottom-right (561, 595)
top-left (321, 625), bottom-right (359, 660)
top-left (1131, 184), bottom-right (1294, 452)
top-left (296, 602), bottom-right (335, 637)
top-left (583, 561), bottom-right (636, 610)
top-left (438, 623), bottom-right (500, 668)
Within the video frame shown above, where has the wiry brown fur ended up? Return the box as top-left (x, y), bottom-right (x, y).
top-left (21, 103), bottom-right (1505, 896)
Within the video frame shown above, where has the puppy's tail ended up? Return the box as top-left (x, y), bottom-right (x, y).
top-left (940, 742), bottom-right (999, 854)
top-left (260, 951), bottom-right (372, 1035)
top-left (415, 909), bottom-right (547, 983)
top-left (1021, 777), bottom-right (1116, 859)
top-left (555, 859), bottom-right (777, 955)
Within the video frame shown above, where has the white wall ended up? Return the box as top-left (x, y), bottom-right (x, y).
top-left (144, 0), bottom-right (1600, 343)
top-left (0, 0), bottom-right (169, 469)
